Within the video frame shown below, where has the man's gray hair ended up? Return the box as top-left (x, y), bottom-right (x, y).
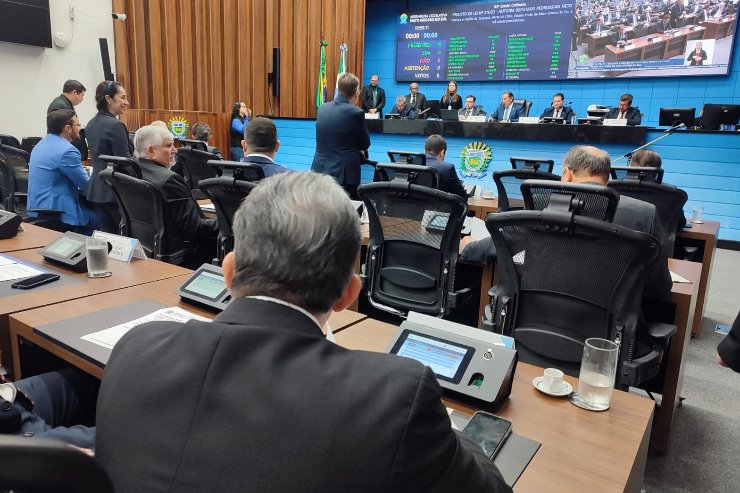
top-left (563, 145), bottom-right (611, 180)
top-left (395, 95), bottom-right (405, 104)
top-left (231, 172), bottom-right (361, 313)
top-left (133, 125), bottom-right (173, 158)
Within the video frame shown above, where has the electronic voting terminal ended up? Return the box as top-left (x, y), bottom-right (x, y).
top-left (177, 263), bottom-right (232, 312)
top-left (38, 232), bottom-right (90, 272)
top-left (386, 312), bottom-right (517, 410)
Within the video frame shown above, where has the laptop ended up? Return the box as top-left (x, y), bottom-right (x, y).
top-left (440, 109), bottom-right (460, 121)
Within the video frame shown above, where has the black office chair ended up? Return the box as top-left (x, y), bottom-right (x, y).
top-left (199, 177), bottom-right (258, 263)
top-left (0, 144), bottom-right (30, 216)
top-left (209, 159), bottom-right (264, 182)
top-left (375, 163), bottom-right (439, 189)
top-left (513, 99), bottom-right (532, 117)
top-left (358, 181), bottom-right (470, 318)
top-left (100, 168), bottom-right (195, 265)
top-left (175, 147), bottom-right (221, 200)
top-left (609, 180), bottom-right (688, 258)
top-left (20, 136), bottom-right (43, 154)
top-left (521, 180), bottom-right (620, 221)
top-left (177, 138), bottom-right (208, 151)
top-left (509, 156), bottom-right (555, 173)
top-left (492, 169), bottom-right (560, 212)
top-left (387, 150), bottom-right (427, 165)
top-left (610, 166), bottom-right (664, 183)
top-left (99, 154), bottom-right (142, 178)
top-left (0, 435), bottom-right (114, 493)
top-left (483, 199), bottom-right (675, 389)
top-left (0, 134), bottom-right (21, 148)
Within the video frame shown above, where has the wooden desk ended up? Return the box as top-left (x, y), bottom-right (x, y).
top-left (587, 31), bottom-right (613, 56)
top-left (9, 276), bottom-right (367, 379)
top-left (467, 196), bottom-right (499, 219)
top-left (677, 220), bottom-right (719, 337)
top-left (702, 16), bottom-right (736, 39)
top-left (0, 249), bottom-right (190, 375)
top-left (0, 224), bottom-right (61, 253)
top-left (335, 319), bottom-right (654, 493)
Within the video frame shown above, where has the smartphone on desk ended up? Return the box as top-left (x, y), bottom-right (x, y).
top-left (11, 273), bottom-right (60, 289)
top-left (461, 411), bottom-right (513, 460)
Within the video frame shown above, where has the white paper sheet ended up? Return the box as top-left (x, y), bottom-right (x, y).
top-left (670, 271), bottom-right (691, 283)
top-left (0, 259), bottom-right (45, 282)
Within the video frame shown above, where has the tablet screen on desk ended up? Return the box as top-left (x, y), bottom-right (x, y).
top-left (45, 236), bottom-right (83, 257)
top-left (389, 329), bottom-right (475, 383)
top-left (180, 270), bottom-right (227, 302)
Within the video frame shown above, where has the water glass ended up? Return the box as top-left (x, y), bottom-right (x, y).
top-left (691, 205), bottom-right (704, 224)
top-left (86, 237), bottom-right (111, 278)
top-left (572, 338), bottom-right (619, 411)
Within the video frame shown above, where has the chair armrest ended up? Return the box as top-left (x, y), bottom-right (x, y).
top-left (647, 321), bottom-right (677, 341)
top-left (447, 287), bottom-right (472, 310)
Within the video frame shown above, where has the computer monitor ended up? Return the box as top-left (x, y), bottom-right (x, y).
top-left (700, 104), bottom-right (740, 130)
top-left (440, 109), bottom-right (459, 121)
top-left (509, 156), bottom-right (555, 173)
top-left (387, 150), bottom-right (426, 165)
top-left (659, 108), bottom-right (695, 128)
top-left (384, 113), bottom-right (401, 120)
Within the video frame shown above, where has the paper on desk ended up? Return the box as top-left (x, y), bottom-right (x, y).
top-left (0, 255), bottom-right (15, 267)
top-left (0, 256), bottom-right (45, 282)
top-left (81, 307), bottom-right (211, 349)
top-left (670, 271), bottom-right (691, 283)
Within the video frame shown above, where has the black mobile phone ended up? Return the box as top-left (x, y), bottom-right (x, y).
top-left (461, 411), bottom-right (513, 460)
top-left (11, 273), bottom-right (61, 290)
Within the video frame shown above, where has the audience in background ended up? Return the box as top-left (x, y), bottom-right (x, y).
top-left (84, 80), bottom-right (133, 234)
top-left (229, 101), bottom-right (251, 161)
top-left (240, 117), bottom-right (288, 177)
top-left (191, 122), bottom-right (223, 158)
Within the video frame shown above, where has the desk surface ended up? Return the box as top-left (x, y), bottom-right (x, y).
top-left (335, 318), bottom-right (654, 493)
top-left (0, 224), bottom-right (61, 253)
top-left (9, 276), bottom-right (367, 379)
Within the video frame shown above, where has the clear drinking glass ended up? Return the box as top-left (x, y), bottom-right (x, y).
top-left (691, 205), bottom-right (704, 224)
top-left (570, 338), bottom-right (619, 411)
top-left (86, 237), bottom-right (111, 278)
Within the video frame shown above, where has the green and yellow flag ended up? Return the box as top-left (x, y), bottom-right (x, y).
top-left (316, 40), bottom-right (328, 108)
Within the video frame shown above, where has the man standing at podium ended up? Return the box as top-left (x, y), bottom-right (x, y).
top-left (360, 74), bottom-right (386, 117)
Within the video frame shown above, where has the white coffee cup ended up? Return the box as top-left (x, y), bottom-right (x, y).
top-left (543, 368), bottom-right (564, 393)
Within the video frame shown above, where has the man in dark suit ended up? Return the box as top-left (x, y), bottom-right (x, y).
top-left (389, 95), bottom-right (419, 119)
top-left (360, 74), bottom-right (386, 116)
top-left (239, 117), bottom-right (288, 177)
top-left (605, 93), bottom-right (642, 125)
top-left (311, 72), bottom-right (371, 198)
top-left (457, 95), bottom-right (487, 119)
top-left (424, 134), bottom-right (469, 199)
top-left (95, 171), bottom-right (511, 493)
top-left (47, 79), bottom-right (88, 159)
top-left (611, 23), bottom-right (630, 44)
top-left (590, 16), bottom-right (607, 33)
top-left (133, 125), bottom-right (217, 261)
top-left (490, 91), bottom-right (525, 122)
top-left (656, 13), bottom-right (674, 32)
top-left (405, 82), bottom-right (426, 113)
top-left (461, 145), bottom-right (672, 299)
top-left (540, 92), bottom-right (575, 122)
top-left (191, 122), bottom-right (223, 159)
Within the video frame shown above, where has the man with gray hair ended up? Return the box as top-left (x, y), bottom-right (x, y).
top-left (95, 172), bottom-right (511, 492)
top-left (389, 95), bottom-right (418, 119)
top-left (133, 125), bottom-right (217, 264)
top-left (191, 122), bottom-right (223, 158)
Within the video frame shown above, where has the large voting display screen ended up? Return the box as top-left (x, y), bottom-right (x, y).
top-left (395, 1), bottom-right (738, 81)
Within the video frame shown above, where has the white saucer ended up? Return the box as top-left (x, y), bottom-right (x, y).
top-left (481, 195), bottom-right (496, 200)
top-left (532, 376), bottom-right (573, 397)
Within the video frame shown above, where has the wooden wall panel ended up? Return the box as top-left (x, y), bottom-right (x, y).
top-left (113, 0), bottom-right (366, 119)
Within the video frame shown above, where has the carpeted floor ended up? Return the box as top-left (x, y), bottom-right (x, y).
top-left (643, 248), bottom-right (740, 492)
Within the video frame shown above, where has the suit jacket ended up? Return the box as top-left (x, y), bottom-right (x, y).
top-left (425, 153), bottom-right (469, 200)
top-left (241, 154), bottom-right (288, 177)
top-left (361, 84), bottom-right (386, 115)
top-left (611, 29), bottom-right (630, 44)
top-left (405, 92), bottom-right (427, 112)
top-left (440, 94), bottom-right (463, 110)
top-left (606, 106), bottom-right (642, 125)
top-left (389, 104), bottom-right (418, 119)
top-left (96, 298), bottom-right (511, 493)
top-left (85, 110), bottom-right (133, 204)
top-left (461, 194), bottom-right (672, 298)
top-left (137, 158), bottom-right (217, 248)
top-left (207, 145), bottom-right (223, 159)
top-left (656, 19), bottom-right (673, 32)
top-left (311, 96), bottom-right (371, 186)
top-left (27, 133), bottom-right (95, 227)
top-left (457, 106), bottom-right (487, 118)
top-left (491, 104), bottom-right (525, 122)
top-left (540, 106), bottom-right (575, 122)
top-left (46, 94), bottom-right (88, 159)
top-left (718, 310), bottom-right (740, 373)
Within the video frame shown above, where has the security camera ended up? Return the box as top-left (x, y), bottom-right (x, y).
top-left (111, 13), bottom-right (127, 21)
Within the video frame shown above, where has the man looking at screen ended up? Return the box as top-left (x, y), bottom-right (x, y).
top-left (605, 93), bottom-right (642, 125)
top-left (490, 92), bottom-right (524, 122)
top-left (540, 93), bottom-right (575, 122)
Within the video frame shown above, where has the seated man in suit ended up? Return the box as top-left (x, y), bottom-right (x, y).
top-left (191, 122), bottom-right (223, 158)
top-left (461, 146), bottom-right (672, 299)
top-left (611, 23), bottom-right (630, 44)
top-left (656, 13), bottom-right (674, 32)
top-left (606, 93), bottom-right (642, 125)
top-left (388, 95), bottom-right (419, 119)
top-left (458, 95), bottom-right (486, 119)
top-left (423, 134), bottom-right (469, 200)
top-left (133, 125), bottom-right (217, 262)
top-left (95, 172), bottom-right (511, 492)
top-left (27, 109), bottom-right (98, 233)
top-left (540, 92), bottom-right (575, 122)
top-left (239, 117), bottom-right (289, 177)
top-left (590, 16), bottom-right (607, 33)
top-left (405, 82), bottom-right (426, 113)
top-left (489, 91), bottom-right (524, 122)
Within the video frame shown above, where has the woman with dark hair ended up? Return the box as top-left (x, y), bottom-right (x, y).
top-left (687, 42), bottom-right (707, 66)
top-left (229, 101), bottom-right (251, 160)
top-left (85, 80), bottom-right (132, 233)
top-left (440, 81), bottom-right (462, 110)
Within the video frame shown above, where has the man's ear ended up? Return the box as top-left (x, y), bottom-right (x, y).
top-left (561, 167), bottom-right (573, 183)
top-left (332, 274), bottom-right (362, 313)
top-left (274, 140), bottom-right (280, 154)
top-left (241, 139), bottom-right (248, 153)
top-left (222, 252), bottom-right (236, 293)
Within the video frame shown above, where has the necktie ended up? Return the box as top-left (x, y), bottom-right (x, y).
top-left (372, 88), bottom-right (377, 107)
top-left (411, 95), bottom-right (416, 107)
top-left (555, 109), bottom-right (560, 118)
top-left (504, 107), bottom-right (510, 120)
top-left (619, 112), bottom-right (624, 119)
top-left (467, 109), bottom-right (472, 117)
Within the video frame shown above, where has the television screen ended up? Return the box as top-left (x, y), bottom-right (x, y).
top-left (395, 1), bottom-right (737, 81)
top-left (0, 0), bottom-right (52, 48)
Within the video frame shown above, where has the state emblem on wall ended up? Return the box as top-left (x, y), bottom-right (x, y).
top-left (460, 141), bottom-right (492, 178)
top-left (167, 116), bottom-right (190, 139)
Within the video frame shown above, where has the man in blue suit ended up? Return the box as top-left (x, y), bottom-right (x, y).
top-left (424, 134), bottom-right (468, 200)
top-left (27, 109), bottom-right (98, 232)
top-left (311, 72), bottom-right (371, 198)
top-left (239, 117), bottom-right (288, 177)
top-left (490, 91), bottom-right (525, 122)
